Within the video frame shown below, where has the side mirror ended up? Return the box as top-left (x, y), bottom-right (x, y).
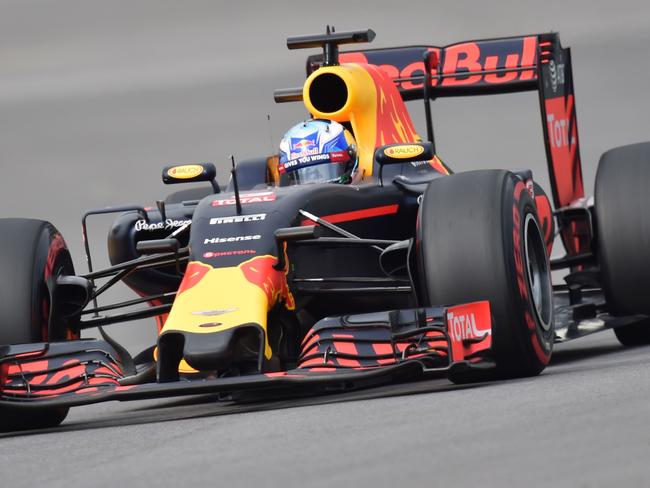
top-left (162, 163), bottom-right (220, 193)
top-left (273, 225), bottom-right (322, 270)
top-left (373, 142), bottom-right (435, 185)
top-left (136, 238), bottom-right (180, 255)
top-left (136, 238), bottom-right (184, 275)
top-left (374, 142), bottom-right (435, 166)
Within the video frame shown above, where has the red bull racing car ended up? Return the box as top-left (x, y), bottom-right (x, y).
top-left (2, 28), bottom-right (650, 431)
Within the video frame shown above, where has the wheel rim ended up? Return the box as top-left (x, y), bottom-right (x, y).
top-left (524, 213), bottom-right (553, 331)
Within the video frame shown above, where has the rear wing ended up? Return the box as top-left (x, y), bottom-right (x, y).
top-left (306, 33), bottom-right (584, 208)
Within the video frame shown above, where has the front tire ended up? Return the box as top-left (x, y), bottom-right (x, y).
top-left (595, 142), bottom-right (650, 345)
top-left (417, 170), bottom-right (554, 379)
top-left (0, 218), bottom-right (75, 431)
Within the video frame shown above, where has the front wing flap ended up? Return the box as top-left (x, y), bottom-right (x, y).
top-left (0, 302), bottom-right (493, 410)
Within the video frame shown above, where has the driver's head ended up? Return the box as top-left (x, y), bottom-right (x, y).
top-left (278, 119), bottom-right (357, 186)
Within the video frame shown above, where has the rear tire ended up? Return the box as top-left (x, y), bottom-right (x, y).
top-left (0, 218), bottom-right (75, 431)
top-left (595, 142), bottom-right (650, 346)
top-left (417, 170), bottom-right (554, 379)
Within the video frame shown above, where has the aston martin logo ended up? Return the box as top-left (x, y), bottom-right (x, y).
top-left (191, 308), bottom-right (238, 316)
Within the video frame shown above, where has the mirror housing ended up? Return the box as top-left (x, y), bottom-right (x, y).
top-left (136, 238), bottom-right (180, 255)
top-left (374, 142), bottom-right (435, 186)
top-left (162, 163), bottom-right (220, 193)
top-left (374, 142), bottom-right (435, 166)
top-left (274, 225), bottom-right (322, 270)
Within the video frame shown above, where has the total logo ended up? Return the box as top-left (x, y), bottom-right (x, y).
top-left (204, 235), bottom-right (261, 245)
top-left (212, 192), bottom-right (276, 207)
top-left (546, 114), bottom-right (574, 149)
top-left (135, 219), bottom-right (191, 231)
top-left (447, 311), bottom-right (491, 342)
top-left (210, 213), bottom-right (266, 225)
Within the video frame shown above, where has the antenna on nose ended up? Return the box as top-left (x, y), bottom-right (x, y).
top-left (230, 155), bottom-right (242, 215)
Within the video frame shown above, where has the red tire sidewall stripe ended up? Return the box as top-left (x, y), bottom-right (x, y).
top-left (512, 181), bottom-right (552, 365)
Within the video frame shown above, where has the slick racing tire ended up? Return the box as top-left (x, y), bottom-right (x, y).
top-left (0, 219), bottom-right (75, 431)
top-left (595, 142), bottom-right (650, 345)
top-left (417, 170), bottom-right (554, 379)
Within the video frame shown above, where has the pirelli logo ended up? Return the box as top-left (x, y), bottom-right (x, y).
top-left (209, 214), bottom-right (266, 225)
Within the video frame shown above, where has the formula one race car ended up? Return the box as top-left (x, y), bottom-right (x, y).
top-left (2, 28), bottom-right (650, 431)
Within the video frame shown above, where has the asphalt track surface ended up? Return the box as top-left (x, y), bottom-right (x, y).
top-left (1, 1), bottom-right (650, 486)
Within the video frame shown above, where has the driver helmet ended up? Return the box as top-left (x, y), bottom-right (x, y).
top-left (278, 119), bottom-right (357, 186)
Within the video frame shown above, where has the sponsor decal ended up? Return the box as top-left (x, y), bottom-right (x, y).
top-left (384, 144), bottom-right (424, 159)
top-left (340, 36), bottom-right (538, 91)
top-left (292, 139), bottom-right (316, 150)
top-left (167, 164), bottom-right (204, 179)
top-left (544, 95), bottom-right (583, 207)
top-left (410, 160), bottom-right (431, 168)
top-left (290, 138), bottom-right (318, 159)
top-left (210, 213), bottom-right (266, 225)
top-left (212, 192), bottom-right (276, 206)
top-left (339, 48), bottom-right (439, 91)
top-left (441, 37), bottom-right (538, 86)
top-left (135, 219), bottom-right (191, 231)
top-left (203, 235), bottom-right (261, 245)
top-left (445, 301), bottom-right (492, 362)
top-left (548, 60), bottom-right (564, 94)
top-left (545, 113), bottom-right (573, 149)
top-left (446, 310), bottom-right (491, 342)
top-left (191, 308), bottom-right (238, 316)
top-left (279, 151), bottom-right (349, 174)
top-left (290, 150), bottom-right (318, 159)
top-left (203, 249), bottom-right (256, 258)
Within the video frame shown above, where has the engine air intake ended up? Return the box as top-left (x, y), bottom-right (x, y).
top-left (308, 73), bottom-right (348, 114)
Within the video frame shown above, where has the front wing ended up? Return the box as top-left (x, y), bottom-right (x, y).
top-left (0, 302), bottom-right (493, 410)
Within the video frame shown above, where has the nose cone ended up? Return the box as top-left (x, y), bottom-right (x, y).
top-left (157, 257), bottom-right (294, 380)
top-left (158, 323), bottom-right (265, 377)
